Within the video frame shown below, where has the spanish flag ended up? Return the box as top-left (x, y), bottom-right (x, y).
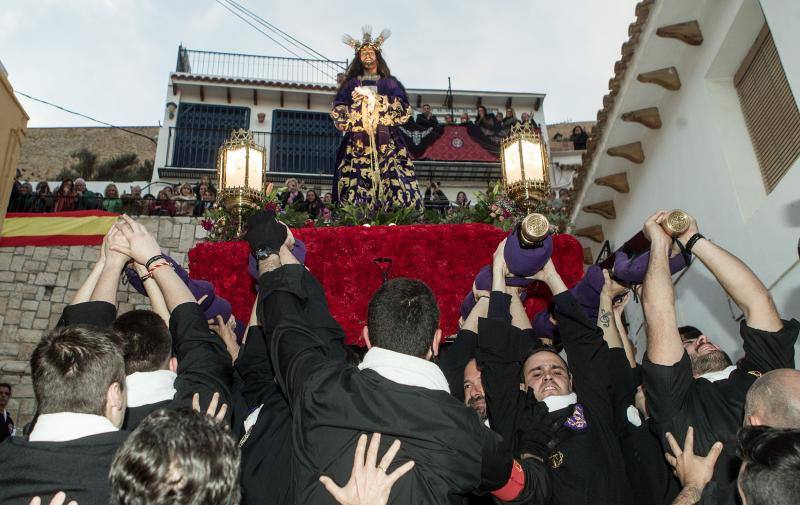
top-left (0, 210), bottom-right (119, 247)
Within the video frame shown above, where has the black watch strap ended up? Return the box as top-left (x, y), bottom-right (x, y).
top-left (253, 247), bottom-right (280, 260)
top-left (685, 233), bottom-right (705, 253)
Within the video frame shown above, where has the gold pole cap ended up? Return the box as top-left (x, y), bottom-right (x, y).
top-left (662, 209), bottom-right (691, 237)
top-left (520, 213), bottom-right (551, 245)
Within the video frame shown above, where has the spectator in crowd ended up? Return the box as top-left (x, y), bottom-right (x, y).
top-left (475, 106), bottom-right (494, 129)
top-left (416, 104), bottom-right (438, 127)
top-left (443, 114), bottom-right (454, 125)
top-left (194, 175), bottom-right (216, 200)
top-left (493, 111), bottom-right (505, 129)
top-left (323, 192), bottom-right (334, 205)
top-left (503, 108), bottom-right (519, 127)
top-left (245, 210), bottom-right (549, 505)
top-left (0, 383), bottom-right (12, 442)
top-left (53, 178), bottom-right (76, 212)
top-left (460, 112), bottom-right (472, 125)
top-left (279, 178), bottom-right (304, 209)
top-left (109, 408), bottom-right (239, 505)
top-left (300, 189), bottom-right (324, 219)
top-left (28, 181), bottom-right (54, 213)
top-left (140, 194), bottom-right (156, 216)
top-left (8, 181), bottom-right (32, 212)
top-left (570, 126), bottom-right (589, 150)
top-left (121, 185), bottom-right (143, 216)
top-left (102, 184), bottom-right (123, 213)
top-left (455, 191), bottom-right (470, 209)
top-left (173, 182), bottom-right (197, 217)
top-left (149, 188), bottom-right (176, 216)
top-left (194, 187), bottom-right (217, 217)
top-left (423, 181), bottom-right (449, 211)
top-left (520, 112), bottom-right (539, 128)
top-left (74, 178), bottom-right (100, 210)
top-left (6, 169), bottom-right (22, 212)
top-left (641, 211), bottom-right (798, 490)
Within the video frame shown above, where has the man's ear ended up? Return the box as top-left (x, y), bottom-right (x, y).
top-left (362, 326), bottom-right (372, 349)
top-left (169, 357), bottom-right (178, 373)
top-left (431, 329), bottom-right (442, 357)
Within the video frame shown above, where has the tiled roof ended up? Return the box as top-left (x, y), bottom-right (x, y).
top-left (171, 73), bottom-right (337, 92)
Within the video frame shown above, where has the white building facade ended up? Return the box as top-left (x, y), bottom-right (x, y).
top-left (152, 46), bottom-right (550, 203)
top-left (571, 0), bottom-right (799, 358)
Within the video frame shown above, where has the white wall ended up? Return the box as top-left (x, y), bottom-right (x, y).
top-left (579, 0), bottom-right (800, 359)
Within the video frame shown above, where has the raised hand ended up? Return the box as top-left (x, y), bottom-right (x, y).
top-left (320, 433), bottom-right (415, 505)
top-left (642, 210), bottom-right (672, 246)
top-left (110, 215), bottom-right (162, 265)
top-left (28, 492), bottom-right (77, 505)
top-left (192, 392), bottom-right (228, 423)
top-left (664, 426), bottom-right (723, 489)
top-left (601, 269), bottom-right (628, 299)
top-left (209, 314), bottom-right (240, 363)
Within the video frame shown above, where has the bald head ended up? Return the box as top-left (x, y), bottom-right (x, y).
top-left (745, 369), bottom-right (800, 428)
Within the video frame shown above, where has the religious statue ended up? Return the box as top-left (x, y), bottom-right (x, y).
top-left (330, 26), bottom-right (423, 210)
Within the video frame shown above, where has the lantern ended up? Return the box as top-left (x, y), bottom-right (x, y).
top-left (217, 129), bottom-right (266, 233)
top-left (500, 122), bottom-right (551, 212)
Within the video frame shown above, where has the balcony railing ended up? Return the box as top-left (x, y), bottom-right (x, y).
top-left (175, 46), bottom-right (347, 86)
top-left (164, 127), bottom-right (343, 176)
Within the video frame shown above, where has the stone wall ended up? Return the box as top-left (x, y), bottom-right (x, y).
top-left (16, 126), bottom-right (158, 181)
top-left (0, 216), bottom-right (206, 427)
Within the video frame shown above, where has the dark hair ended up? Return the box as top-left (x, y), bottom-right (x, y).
top-left (367, 278), bottom-right (439, 358)
top-left (678, 325), bottom-right (703, 341)
top-left (0, 383), bottom-right (11, 394)
top-left (336, 49), bottom-right (392, 93)
top-left (113, 310), bottom-right (172, 375)
top-left (521, 344), bottom-right (570, 381)
top-left (110, 409), bottom-right (240, 505)
top-left (738, 426), bottom-right (800, 505)
top-left (572, 126), bottom-right (585, 135)
top-left (31, 325), bottom-right (125, 416)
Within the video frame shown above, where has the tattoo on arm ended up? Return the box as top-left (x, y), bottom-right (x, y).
top-left (599, 308), bottom-right (611, 328)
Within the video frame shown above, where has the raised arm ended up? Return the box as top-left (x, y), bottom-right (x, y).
top-left (676, 216), bottom-right (782, 332)
top-left (110, 215), bottom-right (232, 417)
top-left (613, 292), bottom-right (638, 368)
top-left (597, 269), bottom-right (627, 350)
top-left (133, 261), bottom-right (170, 326)
top-left (642, 211), bottom-right (684, 366)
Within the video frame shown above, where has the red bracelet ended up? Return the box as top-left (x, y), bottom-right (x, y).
top-left (491, 459), bottom-right (526, 502)
top-left (141, 262), bottom-right (172, 281)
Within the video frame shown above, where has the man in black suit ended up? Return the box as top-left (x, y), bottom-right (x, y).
top-left (0, 383), bottom-right (14, 442)
top-left (244, 210), bottom-right (549, 505)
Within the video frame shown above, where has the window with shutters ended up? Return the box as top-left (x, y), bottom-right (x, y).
top-left (734, 24), bottom-right (800, 194)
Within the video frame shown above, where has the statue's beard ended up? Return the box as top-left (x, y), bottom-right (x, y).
top-left (690, 350), bottom-right (733, 376)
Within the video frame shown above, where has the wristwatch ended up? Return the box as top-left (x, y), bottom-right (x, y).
top-left (252, 246), bottom-right (280, 261)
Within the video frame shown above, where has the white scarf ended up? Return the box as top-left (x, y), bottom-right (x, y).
top-left (126, 370), bottom-right (177, 408)
top-left (542, 392), bottom-right (578, 413)
top-left (29, 413), bottom-right (118, 442)
top-left (359, 347), bottom-right (450, 393)
top-left (699, 365), bottom-right (737, 383)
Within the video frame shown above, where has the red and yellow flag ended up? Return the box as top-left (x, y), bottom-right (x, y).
top-left (0, 210), bottom-right (119, 247)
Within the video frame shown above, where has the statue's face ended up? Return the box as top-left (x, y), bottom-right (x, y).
top-left (359, 46), bottom-right (377, 67)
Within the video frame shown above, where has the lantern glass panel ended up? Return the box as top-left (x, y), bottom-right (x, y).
top-left (222, 145), bottom-right (263, 191)
top-left (520, 138), bottom-right (544, 182)
top-left (503, 141), bottom-right (522, 185)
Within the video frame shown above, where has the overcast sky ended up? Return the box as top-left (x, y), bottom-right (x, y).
top-left (1, 0), bottom-right (639, 128)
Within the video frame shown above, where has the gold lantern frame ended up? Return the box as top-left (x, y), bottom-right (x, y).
top-left (217, 128), bottom-right (267, 232)
top-left (500, 122), bottom-right (552, 212)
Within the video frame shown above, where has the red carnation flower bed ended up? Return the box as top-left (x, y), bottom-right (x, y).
top-left (188, 224), bottom-right (585, 345)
